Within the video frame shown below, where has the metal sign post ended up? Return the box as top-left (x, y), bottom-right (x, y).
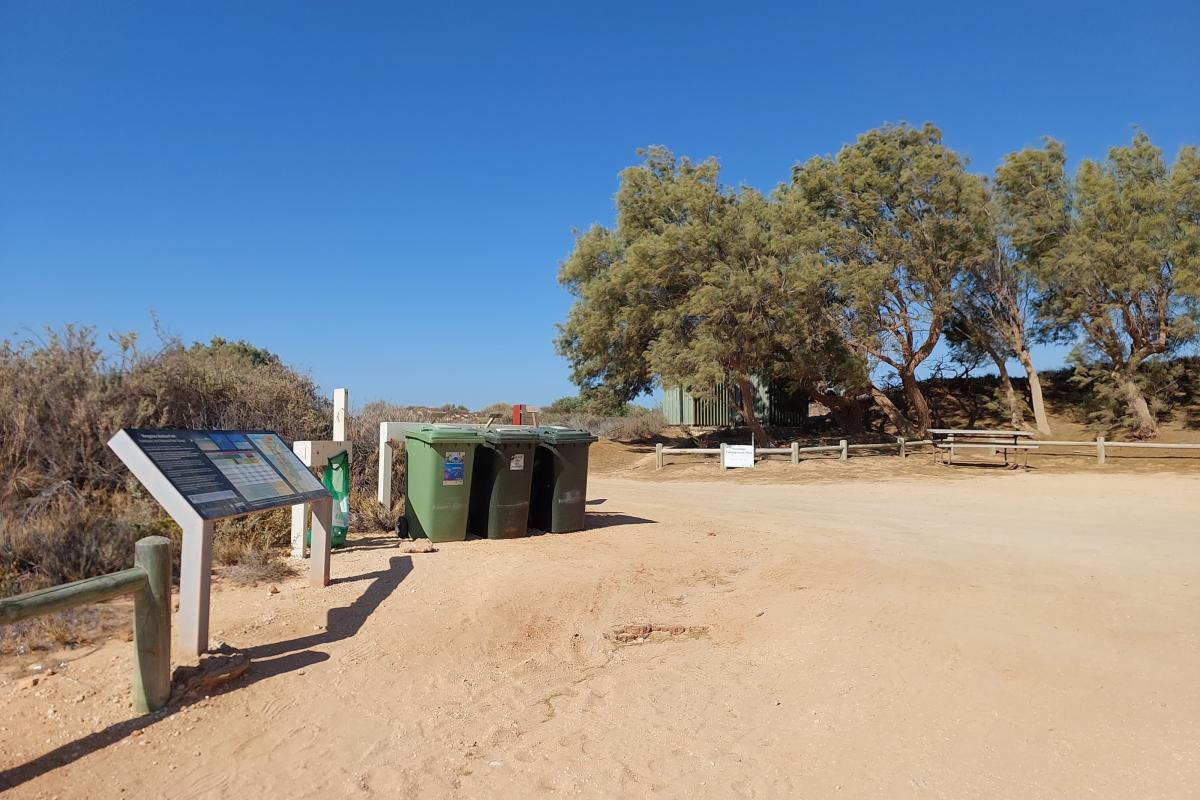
top-left (109, 428), bottom-right (333, 659)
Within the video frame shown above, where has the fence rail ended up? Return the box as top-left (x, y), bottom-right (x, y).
top-left (0, 536), bottom-right (172, 713)
top-left (654, 436), bottom-right (1200, 469)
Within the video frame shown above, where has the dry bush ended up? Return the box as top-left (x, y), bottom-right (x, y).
top-left (0, 326), bottom-right (329, 595)
top-left (221, 550), bottom-right (297, 587)
top-left (0, 327), bottom-right (329, 507)
top-left (0, 495), bottom-right (180, 597)
top-left (0, 605), bottom-right (126, 658)
top-left (476, 401), bottom-right (513, 418)
top-left (540, 408), bottom-right (666, 442)
top-left (211, 507), bottom-right (292, 567)
top-left (605, 409), bottom-right (666, 441)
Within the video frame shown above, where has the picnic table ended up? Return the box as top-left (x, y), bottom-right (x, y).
top-left (928, 428), bottom-right (1037, 469)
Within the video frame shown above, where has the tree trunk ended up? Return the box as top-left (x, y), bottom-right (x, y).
top-left (734, 375), bottom-right (774, 446)
top-left (898, 369), bottom-right (932, 437)
top-left (806, 385), bottom-right (864, 434)
top-left (869, 386), bottom-right (916, 438)
top-left (827, 395), bottom-right (864, 435)
top-left (1014, 348), bottom-right (1051, 434)
top-left (1112, 367), bottom-right (1157, 439)
top-left (985, 349), bottom-right (1023, 429)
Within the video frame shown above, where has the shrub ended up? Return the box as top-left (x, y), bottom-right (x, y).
top-left (0, 325), bottom-right (329, 593)
top-left (606, 409), bottom-right (666, 441)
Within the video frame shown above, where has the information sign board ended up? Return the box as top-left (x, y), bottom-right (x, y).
top-left (724, 444), bottom-right (755, 469)
top-left (114, 428), bottom-right (329, 520)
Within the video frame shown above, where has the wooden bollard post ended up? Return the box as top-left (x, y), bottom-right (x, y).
top-left (1096, 436), bottom-right (1106, 465)
top-left (655, 442), bottom-right (664, 470)
top-left (133, 536), bottom-right (172, 713)
top-left (840, 439), bottom-right (848, 461)
top-left (897, 436), bottom-right (906, 459)
top-left (791, 441), bottom-right (799, 464)
top-left (720, 442), bottom-right (727, 470)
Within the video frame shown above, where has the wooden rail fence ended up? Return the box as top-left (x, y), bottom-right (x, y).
top-left (654, 437), bottom-right (1200, 469)
top-left (0, 536), bottom-right (172, 713)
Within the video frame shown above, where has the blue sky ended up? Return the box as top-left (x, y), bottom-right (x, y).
top-left (2, 1), bottom-right (1197, 409)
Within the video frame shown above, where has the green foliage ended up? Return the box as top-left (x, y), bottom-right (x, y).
top-left (558, 146), bottom-right (724, 404)
top-left (998, 133), bottom-right (1200, 435)
top-left (1066, 350), bottom-right (1188, 431)
top-left (785, 123), bottom-right (991, 434)
top-left (545, 395), bottom-right (589, 414)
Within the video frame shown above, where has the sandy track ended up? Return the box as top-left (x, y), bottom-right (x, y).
top-left (2, 472), bottom-right (1198, 798)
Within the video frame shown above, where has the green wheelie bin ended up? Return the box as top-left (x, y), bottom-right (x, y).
top-left (529, 427), bottom-right (598, 533)
top-left (402, 426), bottom-right (484, 542)
top-left (469, 426), bottom-right (541, 539)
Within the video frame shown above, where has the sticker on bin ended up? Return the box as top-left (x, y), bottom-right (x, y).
top-left (509, 453), bottom-right (525, 471)
top-left (443, 452), bottom-right (465, 485)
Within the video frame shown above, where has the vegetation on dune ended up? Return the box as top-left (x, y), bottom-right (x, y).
top-left (559, 126), bottom-right (1200, 440)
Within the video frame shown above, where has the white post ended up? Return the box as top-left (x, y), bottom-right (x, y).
top-left (178, 518), bottom-right (214, 659)
top-left (655, 442), bottom-right (663, 470)
top-left (840, 439), bottom-right (848, 461)
top-left (333, 388), bottom-right (349, 442)
top-left (378, 422), bottom-right (393, 509)
top-left (310, 497), bottom-right (332, 587)
top-left (1097, 436), bottom-right (1106, 465)
top-left (720, 442), bottom-right (727, 470)
top-left (791, 441), bottom-right (799, 464)
top-left (897, 436), bottom-right (906, 459)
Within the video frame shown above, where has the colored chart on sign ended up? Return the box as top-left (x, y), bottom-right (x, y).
top-left (205, 449), bottom-right (294, 501)
top-left (248, 433), bottom-right (326, 494)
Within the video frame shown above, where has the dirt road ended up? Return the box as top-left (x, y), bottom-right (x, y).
top-left (2, 471), bottom-right (1198, 798)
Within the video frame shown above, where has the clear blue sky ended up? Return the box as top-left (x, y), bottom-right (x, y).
top-left (2, 1), bottom-right (1197, 409)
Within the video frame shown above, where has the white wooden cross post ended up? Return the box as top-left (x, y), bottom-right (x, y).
top-left (291, 388), bottom-right (352, 562)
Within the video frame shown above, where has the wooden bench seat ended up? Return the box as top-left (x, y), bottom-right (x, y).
top-left (929, 429), bottom-right (1038, 469)
top-left (935, 443), bottom-right (1039, 449)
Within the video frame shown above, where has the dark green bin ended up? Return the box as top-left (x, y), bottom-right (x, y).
top-left (529, 427), bottom-right (598, 533)
top-left (402, 426), bottom-right (483, 543)
top-left (469, 427), bottom-right (541, 539)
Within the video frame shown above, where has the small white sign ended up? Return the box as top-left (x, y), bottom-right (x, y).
top-left (724, 445), bottom-right (755, 469)
top-left (510, 453), bottom-right (525, 471)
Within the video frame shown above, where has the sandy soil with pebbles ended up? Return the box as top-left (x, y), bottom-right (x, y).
top-left (2, 468), bottom-right (1198, 798)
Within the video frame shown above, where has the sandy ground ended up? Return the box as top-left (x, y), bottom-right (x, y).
top-left (2, 470), bottom-right (1198, 799)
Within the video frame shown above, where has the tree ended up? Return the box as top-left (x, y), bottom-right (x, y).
top-left (561, 147), bottom-right (798, 444)
top-left (644, 186), bottom-right (800, 445)
top-left (558, 148), bottom-right (720, 410)
top-left (784, 123), bottom-right (991, 437)
top-left (999, 134), bottom-right (1200, 437)
top-left (946, 224), bottom-right (1052, 434)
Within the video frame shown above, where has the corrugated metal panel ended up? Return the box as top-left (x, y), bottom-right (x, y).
top-left (663, 386), bottom-right (683, 425)
top-left (663, 377), bottom-right (807, 428)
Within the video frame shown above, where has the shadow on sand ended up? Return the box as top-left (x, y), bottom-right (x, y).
top-left (0, 556), bottom-right (412, 792)
top-left (584, 511), bottom-right (657, 528)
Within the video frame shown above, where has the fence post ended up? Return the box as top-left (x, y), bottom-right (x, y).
top-left (1096, 436), bottom-right (1106, 465)
top-left (655, 442), bottom-right (663, 470)
top-left (840, 439), bottom-right (848, 461)
top-left (791, 441), bottom-right (799, 464)
top-left (133, 536), bottom-right (172, 713)
top-left (720, 442), bottom-right (727, 470)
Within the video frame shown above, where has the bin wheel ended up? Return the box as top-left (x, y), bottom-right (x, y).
top-left (396, 516), bottom-right (409, 539)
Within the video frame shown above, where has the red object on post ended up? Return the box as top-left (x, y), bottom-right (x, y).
top-left (512, 404), bottom-right (525, 425)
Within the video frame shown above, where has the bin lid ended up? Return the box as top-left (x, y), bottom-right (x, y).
top-left (534, 426), bottom-right (599, 444)
top-left (402, 426), bottom-right (484, 445)
top-left (481, 426), bottom-right (542, 444)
